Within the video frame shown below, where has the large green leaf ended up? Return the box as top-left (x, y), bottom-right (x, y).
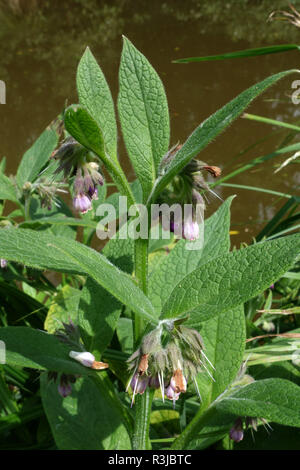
top-left (0, 327), bottom-right (92, 375)
top-left (44, 285), bottom-right (81, 334)
top-left (150, 69), bottom-right (299, 203)
top-left (40, 374), bottom-right (132, 450)
top-left (77, 225), bottom-right (135, 356)
top-left (0, 228), bottom-right (157, 325)
top-left (77, 47), bottom-right (118, 161)
top-left (0, 173), bottom-right (18, 203)
top-left (216, 378), bottom-right (300, 428)
top-left (162, 233), bottom-right (300, 326)
top-left (118, 36), bottom-right (170, 202)
top-left (78, 278), bottom-right (122, 357)
top-left (148, 197), bottom-right (234, 314)
top-left (16, 127), bottom-right (58, 188)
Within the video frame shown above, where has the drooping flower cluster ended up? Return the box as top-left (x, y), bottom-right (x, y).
top-left (126, 319), bottom-right (214, 407)
top-left (22, 179), bottom-right (68, 211)
top-left (51, 137), bottom-right (104, 214)
top-left (158, 144), bottom-right (221, 241)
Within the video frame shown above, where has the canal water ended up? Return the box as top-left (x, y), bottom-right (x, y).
top-left (0, 0), bottom-right (300, 245)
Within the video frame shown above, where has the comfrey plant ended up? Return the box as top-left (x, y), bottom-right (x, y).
top-left (0, 38), bottom-right (300, 451)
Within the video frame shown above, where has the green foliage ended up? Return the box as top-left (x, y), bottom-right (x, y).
top-left (0, 37), bottom-right (299, 451)
top-left (16, 127), bottom-right (58, 188)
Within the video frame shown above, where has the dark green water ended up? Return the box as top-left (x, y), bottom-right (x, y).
top-left (0, 0), bottom-right (300, 243)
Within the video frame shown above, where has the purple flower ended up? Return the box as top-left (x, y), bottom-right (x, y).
top-left (73, 193), bottom-right (92, 214)
top-left (229, 418), bottom-right (244, 443)
top-left (149, 375), bottom-right (160, 389)
top-left (165, 384), bottom-right (180, 401)
top-left (58, 374), bottom-right (73, 398)
top-left (88, 186), bottom-right (98, 200)
top-left (182, 218), bottom-right (199, 241)
top-left (130, 373), bottom-right (149, 395)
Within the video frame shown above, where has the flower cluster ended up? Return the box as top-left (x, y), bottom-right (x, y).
top-left (158, 145), bottom-right (221, 241)
top-left (51, 137), bottom-right (104, 214)
top-left (126, 319), bottom-right (214, 407)
top-left (22, 179), bottom-right (68, 211)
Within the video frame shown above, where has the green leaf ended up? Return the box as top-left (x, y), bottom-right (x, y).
top-left (77, 47), bottom-right (118, 161)
top-left (0, 327), bottom-right (92, 375)
top-left (0, 228), bottom-right (157, 325)
top-left (64, 106), bottom-right (135, 206)
top-left (173, 44), bottom-right (300, 63)
top-left (44, 285), bottom-right (81, 334)
top-left (242, 113), bottom-right (300, 131)
top-left (217, 378), bottom-right (300, 427)
top-left (162, 233), bottom-right (300, 325)
top-left (0, 173), bottom-right (18, 203)
top-left (118, 36), bottom-right (170, 202)
top-left (77, 226), bottom-right (136, 356)
top-left (40, 374), bottom-right (132, 449)
top-left (64, 105), bottom-right (105, 158)
top-left (150, 69), bottom-right (299, 203)
top-left (116, 317), bottom-right (133, 354)
top-left (20, 216), bottom-right (98, 230)
top-left (16, 126), bottom-right (58, 188)
top-left (196, 305), bottom-right (245, 407)
top-left (78, 277), bottom-right (122, 357)
top-left (148, 197), bottom-right (234, 314)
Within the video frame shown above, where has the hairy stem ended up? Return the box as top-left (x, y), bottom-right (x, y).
top-left (132, 236), bottom-right (152, 449)
top-left (171, 404), bottom-right (217, 449)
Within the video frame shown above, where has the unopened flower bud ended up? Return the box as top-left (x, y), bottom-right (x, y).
top-left (0, 258), bottom-right (7, 269)
top-left (170, 369), bottom-right (187, 393)
top-left (202, 165), bottom-right (221, 178)
top-left (22, 181), bottom-right (32, 193)
top-left (69, 351), bottom-right (95, 368)
top-left (137, 354), bottom-right (149, 376)
top-left (229, 425), bottom-right (244, 443)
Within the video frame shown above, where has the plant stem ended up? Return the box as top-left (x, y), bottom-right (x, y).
top-left (133, 238), bottom-right (148, 343)
top-left (24, 195), bottom-right (31, 221)
top-left (132, 388), bottom-right (154, 450)
top-left (170, 404), bottom-right (217, 449)
top-left (102, 156), bottom-right (135, 207)
top-left (132, 236), bottom-right (152, 449)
